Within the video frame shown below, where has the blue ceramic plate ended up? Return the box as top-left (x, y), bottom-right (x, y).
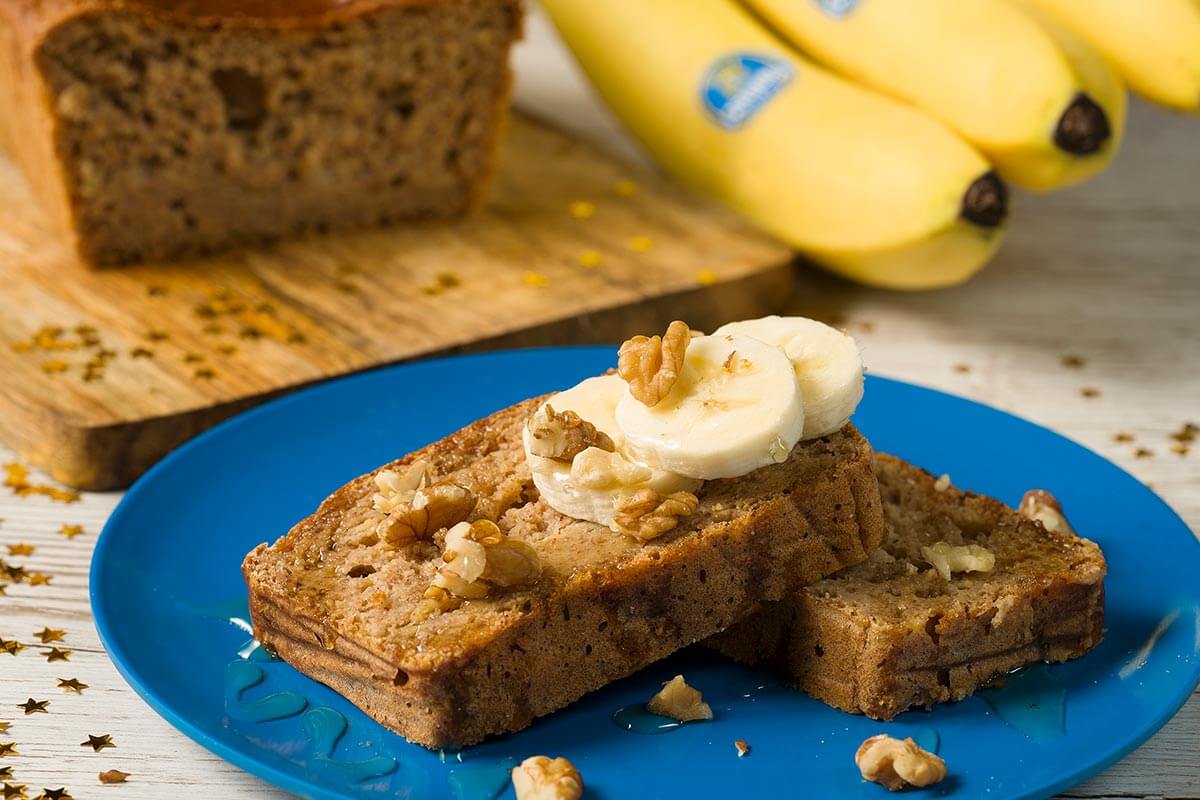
top-left (92, 348), bottom-right (1200, 800)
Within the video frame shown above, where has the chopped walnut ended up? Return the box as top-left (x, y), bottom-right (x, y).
top-left (377, 483), bottom-right (475, 546)
top-left (647, 674), bottom-right (713, 722)
top-left (617, 320), bottom-right (691, 406)
top-left (934, 473), bottom-right (952, 492)
top-left (611, 488), bottom-right (699, 542)
top-left (855, 734), bottom-right (947, 791)
top-left (511, 755), bottom-right (583, 800)
top-left (921, 540), bottom-right (995, 582)
top-left (734, 739), bottom-right (750, 757)
top-left (421, 521), bottom-right (541, 614)
top-left (1018, 489), bottom-right (1075, 535)
top-left (372, 459), bottom-right (432, 513)
top-left (527, 403), bottom-right (615, 462)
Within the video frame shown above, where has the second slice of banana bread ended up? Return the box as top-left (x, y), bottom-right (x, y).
top-left (707, 454), bottom-right (1106, 720)
top-left (243, 395), bottom-right (885, 748)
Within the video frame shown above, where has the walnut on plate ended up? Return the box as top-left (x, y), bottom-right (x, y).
top-left (527, 403), bottom-right (615, 462)
top-left (647, 674), bottom-right (713, 722)
top-left (617, 319), bottom-right (691, 406)
top-left (612, 488), bottom-right (699, 542)
top-left (855, 734), bottom-right (947, 791)
top-left (377, 483), bottom-right (476, 547)
top-left (511, 755), bottom-right (583, 800)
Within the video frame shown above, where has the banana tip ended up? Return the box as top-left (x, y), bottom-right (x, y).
top-left (960, 171), bottom-right (1008, 229)
top-left (1054, 93), bottom-right (1111, 156)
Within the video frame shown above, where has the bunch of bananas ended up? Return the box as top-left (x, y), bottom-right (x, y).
top-left (541, 0), bottom-right (1200, 289)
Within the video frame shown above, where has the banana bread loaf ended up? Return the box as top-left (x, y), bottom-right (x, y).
top-left (0, 0), bottom-right (521, 265)
top-left (242, 396), bottom-right (885, 748)
top-left (707, 454), bottom-right (1106, 720)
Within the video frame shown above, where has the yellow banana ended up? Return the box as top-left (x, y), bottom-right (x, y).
top-left (540, 0), bottom-right (1008, 290)
top-left (1022, 0), bottom-right (1200, 112)
top-left (741, 0), bottom-right (1126, 191)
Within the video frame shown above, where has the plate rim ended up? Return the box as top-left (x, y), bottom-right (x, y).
top-left (90, 346), bottom-right (1200, 800)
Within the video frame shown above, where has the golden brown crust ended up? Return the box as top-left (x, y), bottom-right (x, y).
top-left (708, 454), bottom-right (1107, 720)
top-left (243, 397), bottom-right (884, 747)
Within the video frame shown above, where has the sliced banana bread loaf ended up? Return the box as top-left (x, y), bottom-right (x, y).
top-left (708, 454), bottom-right (1106, 720)
top-left (0, 0), bottom-right (521, 265)
top-left (243, 396), bottom-right (885, 748)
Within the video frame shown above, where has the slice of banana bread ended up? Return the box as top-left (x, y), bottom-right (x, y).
top-left (0, 0), bottom-right (521, 265)
top-left (243, 396), bottom-right (885, 748)
top-left (707, 454), bottom-right (1106, 720)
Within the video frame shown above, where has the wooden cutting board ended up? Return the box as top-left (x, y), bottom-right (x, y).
top-left (0, 113), bottom-right (792, 490)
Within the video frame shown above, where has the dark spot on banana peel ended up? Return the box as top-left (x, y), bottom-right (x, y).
top-left (1054, 92), bottom-right (1111, 155)
top-left (960, 171), bottom-right (1008, 228)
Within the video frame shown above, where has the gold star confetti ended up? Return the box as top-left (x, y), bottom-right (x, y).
top-left (40, 361), bottom-right (68, 375)
top-left (27, 573), bottom-right (51, 587)
top-left (577, 250), bottom-right (604, 268)
top-left (5, 544), bottom-right (33, 557)
top-left (567, 200), bottom-right (595, 219)
top-left (1061, 354), bottom-right (1086, 368)
top-left (59, 524), bottom-right (83, 540)
top-left (628, 235), bottom-right (654, 253)
top-left (98, 771), bottom-right (129, 785)
top-left (695, 270), bottom-right (719, 286)
top-left (0, 743), bottom-right (16, 757)
top-left (521, 271), bottom-right (548, 288)
top-left (614, 179), bottom-right (638, 197)
top-left (1114, 432), bottom-right (1134, 443)
top-left (952, 363), bottom-right (971, 374)
top-left (34, 628), bottom-right (63, 644)
top-left (43, 648), bottom-right (69, 663)
top-left (81, 734), bottom-right (113, 752)
top-left (1, 563), bottom-right (27, 583)
top-left (57, 678), bottom-right (87, 694)
top-left (1, 640), bottom-right (26, 656)
top-left (1080, 387), bottom-right (1101, 398)
top-left (734, 739), bottom-right (750, 757)
top-left (17, 699), bottom-right (47, 715)
top-left (35, 789), bottom-right (70, 800)
top-left (2, 783), bottom-right (25, 799)
top-left (4, 465), bottom-right (79, 503)
top-left (1135, 447), bottom-right (1154, 459)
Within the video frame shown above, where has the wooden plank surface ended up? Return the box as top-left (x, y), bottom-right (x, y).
top-left (0, 114), bottom-right (791, 491)
top-left (0, 8), bottom-right (1196, 800)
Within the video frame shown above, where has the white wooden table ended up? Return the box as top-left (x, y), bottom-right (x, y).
top-left (1, 10), bottom-right (1197, 799)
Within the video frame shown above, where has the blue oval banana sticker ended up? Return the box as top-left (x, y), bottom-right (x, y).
top-left (700, 53), bottom-right (795, 130)
top-left (816, 0), bottom-right (860, 18)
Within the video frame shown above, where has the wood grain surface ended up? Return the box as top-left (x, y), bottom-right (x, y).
top-left (0, 8), bottom-right (1195, 800)
top-left (0, 114), bottom-right (791, 491)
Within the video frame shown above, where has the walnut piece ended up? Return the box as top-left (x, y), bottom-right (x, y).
top-left (855, 734), bottom-right (947, 791)
top-left (377, 483), bottom-right (475, 547)
top-left (1019, 489), bottom-right (1075, 535)
top-left (734, 739), bottom-right (750, 757)
top-left (934, 473), bottom-right (952, 492)
top-left (617, 319), bottom-right (691, 406)
top-left (647, 674), bottom-right (713, 722)
top-left (511, 755), bottom-right (583, 800)
top-left (527, 403), bottom-right (615, 462)
top-left (372, 459), bottom-right (432, 513)
top-left (612, 488), bottom-right (699, 542)
top-left (420, 520), bottom-right (542, 616)
top-left (921, 540), bottom-right (995, 582)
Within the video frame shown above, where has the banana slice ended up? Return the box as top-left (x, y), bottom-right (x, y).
top-left (522, 375), bottom-right (700, 527)
top-left (615, 334), bottom-right (804, 480)
top-left (713, 316), bottom-right (863, 440)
